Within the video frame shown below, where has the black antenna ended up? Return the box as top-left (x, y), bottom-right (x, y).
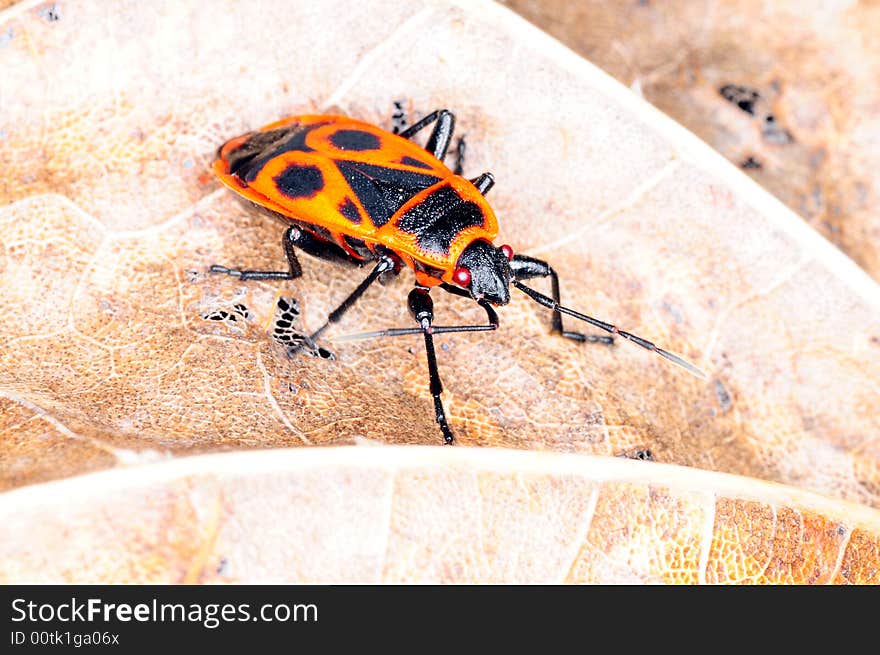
top-left (333, 293), bottom-right (499, 343)
top-left (333, 324), bottom-right (496, 341)
top-left (512, 280), bottom-right (706, 379)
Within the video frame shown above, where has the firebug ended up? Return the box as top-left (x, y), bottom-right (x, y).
top-left (210, 109), bottom-right (704, 444)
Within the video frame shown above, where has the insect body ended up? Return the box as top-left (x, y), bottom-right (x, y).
top-left (211, 109), bottom-right (704, 444)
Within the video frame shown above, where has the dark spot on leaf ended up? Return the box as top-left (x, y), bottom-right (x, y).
top-left (617, 448), bottom-right (655, 461)
top-left (719, 84), bottom-right (760, 115)
top-left (391, 99), bottom-right (408, 134)
top-left (762, 116), bottom-right (795, 144)
top-left (40, 3), bottom-right (60, 22)
top-left (271, 295), bottom-right (333, 359)
top-left (714, 379), bottom-right (732, 411)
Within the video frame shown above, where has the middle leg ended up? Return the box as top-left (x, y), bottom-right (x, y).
top-left (409, 288), bottom-right (455, 444)
top-left (288, 254), bottom-right (398, 354)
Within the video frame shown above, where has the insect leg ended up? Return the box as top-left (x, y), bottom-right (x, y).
top-left (210, 225), bottom-right (303, 280)
top-left (509, 254), bottom-right (614, 344)
top-left (284, 228), bottom-right (366, 267)
top-left (333, 283), bottom-right (498, 341)
top-left (289, 254), bottom-right (397, 353)
top-left (469, 172), bottom-right (495, 195)
top-left (210, 226), bottom-right (360, 281)
top-left (398, 109), bottom-right (456, 161)
top-left (453, 136), bottom-right (466, 175)
top-left (409, 288), bottom-right (456, 445)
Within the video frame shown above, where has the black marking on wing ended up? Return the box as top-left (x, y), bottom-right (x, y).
top-left (396, 185), bottom-right (485, 255)
top-left (335, 160), bottom-right (440, 227)
top-left (274, 164), bottom-right (324, 199)
top-left (400, 155), bottom-right (433, 170)
top-left (225, 122), bottom-right (327, 182)
top-left (338, 197), bottom-right (362, 224)
top-left (329, 129), bottom-right (381, 151)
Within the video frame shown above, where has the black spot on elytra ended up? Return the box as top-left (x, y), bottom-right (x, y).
top-left (400, 155), bottom-right (433, 169)
top-left (274, 164), bottom-right (324, 199)
top-left (335, 160), bottom-right (440, 227)
top-left (396, 185), bottom-right (485, 255)
top-left (224, 122), bottom-right (327, 182)
top-left (740, 156), bottom-right (762, 170)
top-left (338, 198), bottom-right (361, 224)
top-left (329, 129), bottom-right (381, 151)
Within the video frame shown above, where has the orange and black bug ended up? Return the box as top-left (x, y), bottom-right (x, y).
top-left (210, 109), bottom-right (704, 444)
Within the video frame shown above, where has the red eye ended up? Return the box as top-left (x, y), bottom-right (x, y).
top-left (500, 244), bottom-right (514, 260)
top-left (453, 267), bottom-right (472, 287)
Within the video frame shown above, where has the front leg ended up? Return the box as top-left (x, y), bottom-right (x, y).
top-left (510, 254), bottom-right (613, 345)
top-left (288, 254), bottom-right (398, 355)
top-left (408, 288), bottom-right (456, 444)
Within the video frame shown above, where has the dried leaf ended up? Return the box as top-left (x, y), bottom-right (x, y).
top-left (1, 448), bottom-right (878, 583)
top-left (503, 0), bottom-right (880, 278)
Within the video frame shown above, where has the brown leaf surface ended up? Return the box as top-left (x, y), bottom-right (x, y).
top-left (1, 0), bottom-right (879, 582)
top-left (1, 447), bottom-right (878, 583)
top-left (502, 0), bottom-right (880, 279)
